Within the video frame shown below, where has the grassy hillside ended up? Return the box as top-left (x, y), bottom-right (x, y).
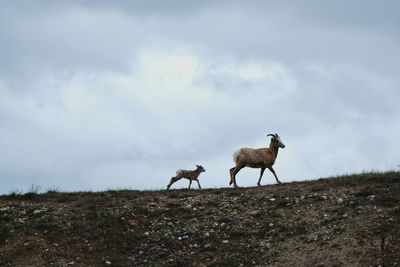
top-left (1, 172), bottom-right (400, 266)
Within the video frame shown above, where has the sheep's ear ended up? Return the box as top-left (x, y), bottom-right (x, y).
top-left (196, 164), bottom-right (199, 167)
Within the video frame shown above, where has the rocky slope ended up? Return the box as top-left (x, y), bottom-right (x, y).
top-left (1, 172), bottom-right (399, 266)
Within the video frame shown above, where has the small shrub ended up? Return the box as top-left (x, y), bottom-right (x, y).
top-left (7, 189), bottom-right (22, 197)
top-left (23, 184), bottom-right (41, 199)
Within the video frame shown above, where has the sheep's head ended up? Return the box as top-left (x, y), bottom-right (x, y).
top-left (196, 165), bottom-right (206, 172)
top-left (267, 133), bottom-right (285, 149)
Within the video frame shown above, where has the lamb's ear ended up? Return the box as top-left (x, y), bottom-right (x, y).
top-left (196, 164), bottom-right (199, 168)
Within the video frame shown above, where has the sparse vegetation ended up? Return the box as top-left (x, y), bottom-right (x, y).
top-left (0, 171), bottom-right (399, 266)
top-left (23, 184), bottom-right (41, 198)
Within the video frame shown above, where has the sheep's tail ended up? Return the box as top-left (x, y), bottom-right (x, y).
top-left (233, 149), bottom-right (242, 164)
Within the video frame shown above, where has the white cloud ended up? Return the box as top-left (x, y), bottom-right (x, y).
top-left (1, 1), bottom-right (400, 193)
top-left (0, 48), bottom-right (301, 192)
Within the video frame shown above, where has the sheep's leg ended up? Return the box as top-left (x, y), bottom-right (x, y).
top-left (167, 177), bottom-right (181, 190)
top-left (196, 179), bottom-right (201, 189)
top-left (268, 166), bottom-right (282, 184)
top-left (231, 166), bottom-right (243, 188)
top-left (229, 167), bottom-right (236, 185)
top-left (257, 168), bottom-right (266, 186)
top-left (188, 180), bottom-right (192, 189)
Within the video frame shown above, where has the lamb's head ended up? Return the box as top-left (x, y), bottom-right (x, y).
top-left (267, 133), bottom-right (285, 149)
top-left (196, 165), bottom-right (206, 172)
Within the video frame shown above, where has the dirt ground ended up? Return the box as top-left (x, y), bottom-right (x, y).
top-left (1, 172), bottom-right (399, 266)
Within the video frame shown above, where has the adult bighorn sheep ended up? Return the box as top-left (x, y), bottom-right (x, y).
top-left (229, 133), bottom-right (285, 188)
top-left (167, 165), bottom-right (206, 190)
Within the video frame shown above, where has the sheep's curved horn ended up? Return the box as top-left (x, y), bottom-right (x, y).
top-left (275, 133), bottom-right (279, 137)
top-left (267, 134), bottom-right (275, 138)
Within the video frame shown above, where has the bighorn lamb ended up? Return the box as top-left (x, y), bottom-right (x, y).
top-left (229, 133), bottom-right (285, 188)
top-left (167, 165), bottom-right (206, 190)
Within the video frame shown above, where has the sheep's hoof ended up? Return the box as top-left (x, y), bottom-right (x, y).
top-left (257, 183), bottom-right (261, 187)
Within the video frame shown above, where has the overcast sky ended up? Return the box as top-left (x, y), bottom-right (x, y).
top-left (1, 0), bottom-right (399, 194)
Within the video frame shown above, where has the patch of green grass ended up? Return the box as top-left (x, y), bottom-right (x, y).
top-left (45, 186), bottom-right (60, 193)
top-left (323, 171), bottom-right (400, 184)
top-left (43, 189), bottom-right (67, 198)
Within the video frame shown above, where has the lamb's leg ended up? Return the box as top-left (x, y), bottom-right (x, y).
top-left (167, 177), bottom-right (180, 190)
top-left (188, 180), bottom-right (192, 189)
top-left (257, 167), bottom-right (266, 186)
top-left (196, 179), bottom-right (201, 189)
top-left (231, 166), bottom-right (243, 188)
top-left (268, 166), bottom-right (281, 184)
